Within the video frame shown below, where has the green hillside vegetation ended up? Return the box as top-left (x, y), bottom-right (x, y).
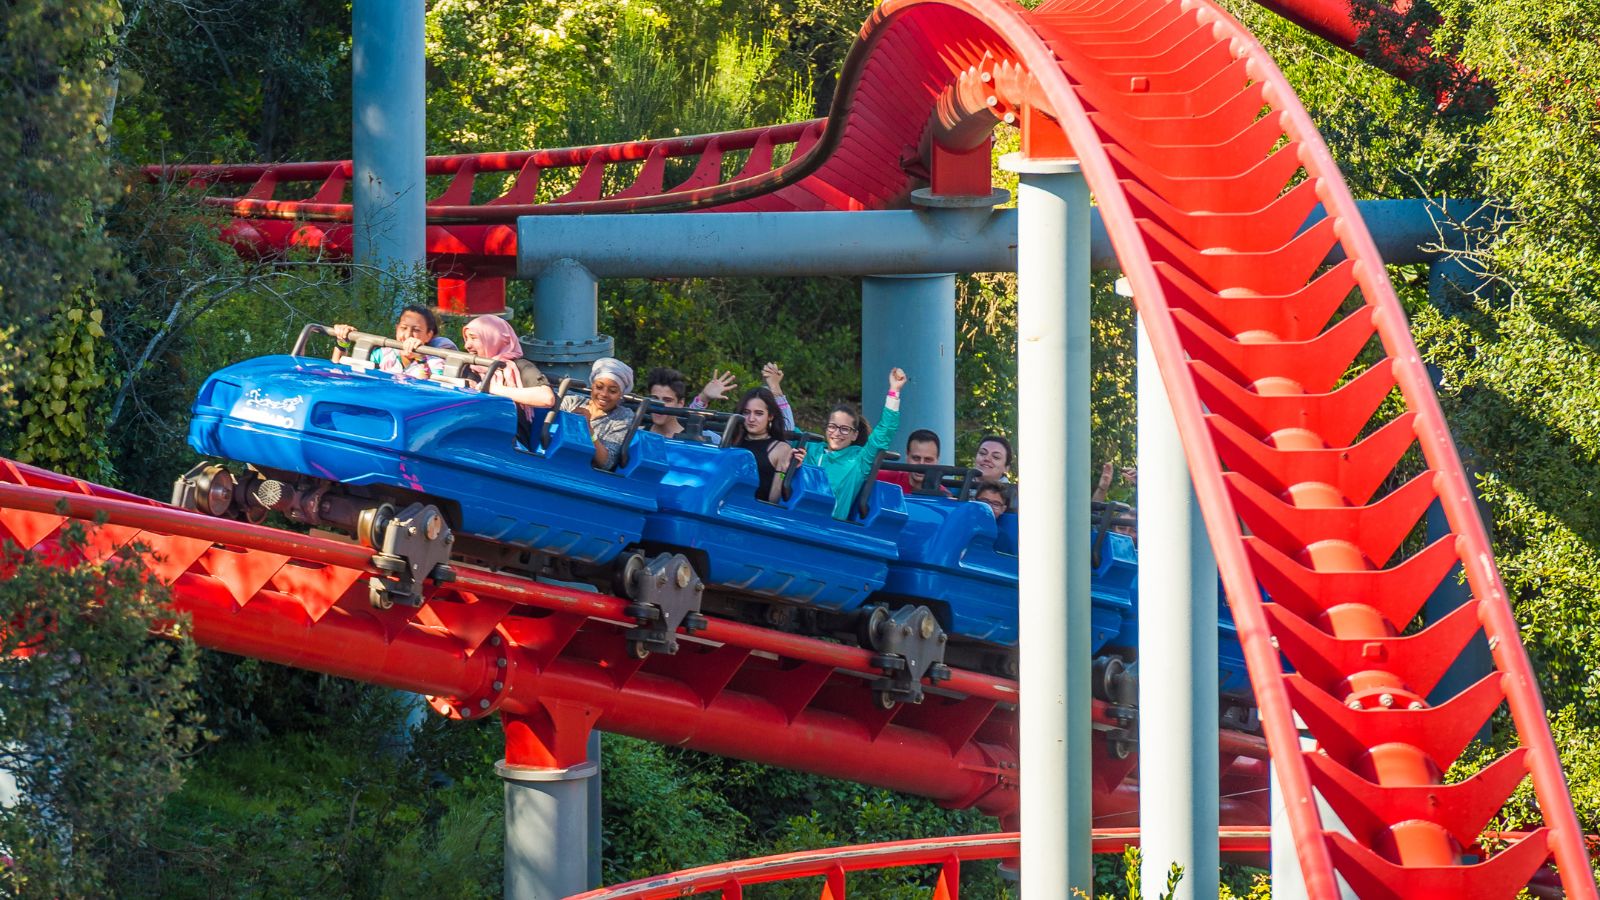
top-left (1, 0), bottom-right (1597, 894)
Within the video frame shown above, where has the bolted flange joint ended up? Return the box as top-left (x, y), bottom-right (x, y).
top-left (427, 626), bottom-right (514, 721)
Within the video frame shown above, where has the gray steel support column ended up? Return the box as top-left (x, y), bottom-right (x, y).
top-left (861, 274), bottom-right (957, 463)
top-left (587, 731), bottom-right (603, 888)
top-left (529, 258), bottom-right (615, 383)
top-left (499, 758), bottom-right (599, 899)
top-left (1000, 152), bottom-right (1092, 897)
top-left (514, 201), bottom-right (1474, 281)
top-left (352, 0), bottom-right (425, 307)
top-left (1135, 318), bottom-right (1219, 898)
top-left (1424, 258), bottom-right (1491, 736)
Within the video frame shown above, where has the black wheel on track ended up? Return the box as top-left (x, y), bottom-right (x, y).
top-left (859, 605), bottom-right (890, 649)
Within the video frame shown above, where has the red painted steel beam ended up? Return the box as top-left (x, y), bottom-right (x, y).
top-left (568, 827), bottom-right (1573, 900)
top-left (0, 466), bottom-right (1022, 814)
top-left (1251, 0), bottom-right (1480, 96)
top-left (0, 460), bottom-right (1279, 827)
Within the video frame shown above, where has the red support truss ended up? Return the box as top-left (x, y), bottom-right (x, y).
top-left (0, 459), bottom-right (1273, 825)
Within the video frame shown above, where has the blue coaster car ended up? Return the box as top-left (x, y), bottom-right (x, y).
top-left (187, 355), bottom-right (667, 564)
top-left (880, 497), bottom-right (1019, 644)
top-left (1089, 526), bottom-right (1139, 655)
top-left (643, 442), bottom-right (906, 613)
top-left (1215, 601), bottom-right (1249, 695)
top-left (985, 512), bottom-right (1135, 652)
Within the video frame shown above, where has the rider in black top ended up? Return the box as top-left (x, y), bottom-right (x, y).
top-left (725, 387), bottom-right (797, 503)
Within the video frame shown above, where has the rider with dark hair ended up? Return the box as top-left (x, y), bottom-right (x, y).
top-left (974, 433), bottom-right (1014, 484)
top-left (644, 366), bottom-right (722, 445)
top-left (330, 304), bottom-right (459, 379)
top-left (878, 428), bottom-right (948, 495)
top-left (975, 481), bottom-right (1014, 520)
top-left (725, 386), bottom-right (798, 502)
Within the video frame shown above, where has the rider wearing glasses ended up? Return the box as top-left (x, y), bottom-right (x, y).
top-left (794, 368), bottom-right (907, 520)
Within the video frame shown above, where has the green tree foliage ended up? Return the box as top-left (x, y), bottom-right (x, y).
top-left (0, 0), bottom-right (123, 416)
top-left (116, 690), bottom-right (505, 898)
top-left (426, 0), bottom-right (819, 154)
top-left (0, 525), bottom-right (201, 897)
top-left (112, 0), bottom-right (352, 162)
top-left (1414, 1), bottom-right (1600, 823)
top-left (598, 738), bottom-right (1012, 897)
top-left (10, 305), bottom-right (116, 483)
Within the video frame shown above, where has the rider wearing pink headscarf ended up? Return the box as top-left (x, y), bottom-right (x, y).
top-left (462, 316), bottom-right (554, 446)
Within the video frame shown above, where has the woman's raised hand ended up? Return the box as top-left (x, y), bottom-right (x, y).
top-left (700, 370), bottom-right (737, 403)
top-left (888, 367), bottom-right (908, 393)
top-left (762, 362), bottom-right (784, 395)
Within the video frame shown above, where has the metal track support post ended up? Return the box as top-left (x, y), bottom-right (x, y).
top-left (1136, 318), bottom-right (1219, 898)
top-left (1424, 258), bottom-right (1491, 728)
top-left (500, 757), bottom-right (600, 899)
top-left (1000, 153), bottom-right (1092, 896)
top-left (529, 258), bottom-right (615, 383)
top-left (587, 730), bottom-right (603, 888)
top-left (861, 274), bottom-right (958, 463)
top-left (352, 0), bottom-right (425, 309)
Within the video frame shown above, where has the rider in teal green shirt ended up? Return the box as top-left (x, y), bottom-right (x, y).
top-left (797, 368), bottom-right (907, 520)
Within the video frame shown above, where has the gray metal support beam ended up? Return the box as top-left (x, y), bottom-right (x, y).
top-left (516, 201), bottom-right (1479, 280)
top-left (353, 0), bottom-right (429, 746)
top-left (500, 758), bottom-right (600, 899)
top-left (352, 0), bottom-right (425, 307)
top-left (529, 258), bottom-right (615, 383)
top-left (1135, 315), bottom-right (1219, 898)
top-left (587, 731), bottom-right (603, 888)
top-left (1000, 152), bottom-right (1092, 897)
top-left (861, 275), bottom-right (957, 463)
top-left (1424, 257), bottom-right (1492, 734)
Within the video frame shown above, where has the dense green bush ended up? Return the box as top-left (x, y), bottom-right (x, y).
top-left (0, 526), bottom-right (201, 897)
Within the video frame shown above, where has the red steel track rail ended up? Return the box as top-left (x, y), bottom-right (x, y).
top-left (0, 458), bottom-right (1013, 814)
top-left (565, 831), bottom-right (1258, 900)
top-left (139, 0), bottom-right (1460, 285)
top-left (569, 826), bottom-right (1568, 896)
top-left (568, 828), bottom-right (1572, 900)
top-left (905, 0), bottom-right (1583, 895)
top-left (0, 458), bottom-right (1275, 825)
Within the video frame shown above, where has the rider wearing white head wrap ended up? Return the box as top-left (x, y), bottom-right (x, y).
top-left (590, 357), bottom-right (634, 395)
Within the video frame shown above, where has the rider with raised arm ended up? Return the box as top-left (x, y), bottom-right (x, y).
top-left (688, 363), bottom-right (797, 433)
top-left (794, 368), bottom-right (906, 520)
